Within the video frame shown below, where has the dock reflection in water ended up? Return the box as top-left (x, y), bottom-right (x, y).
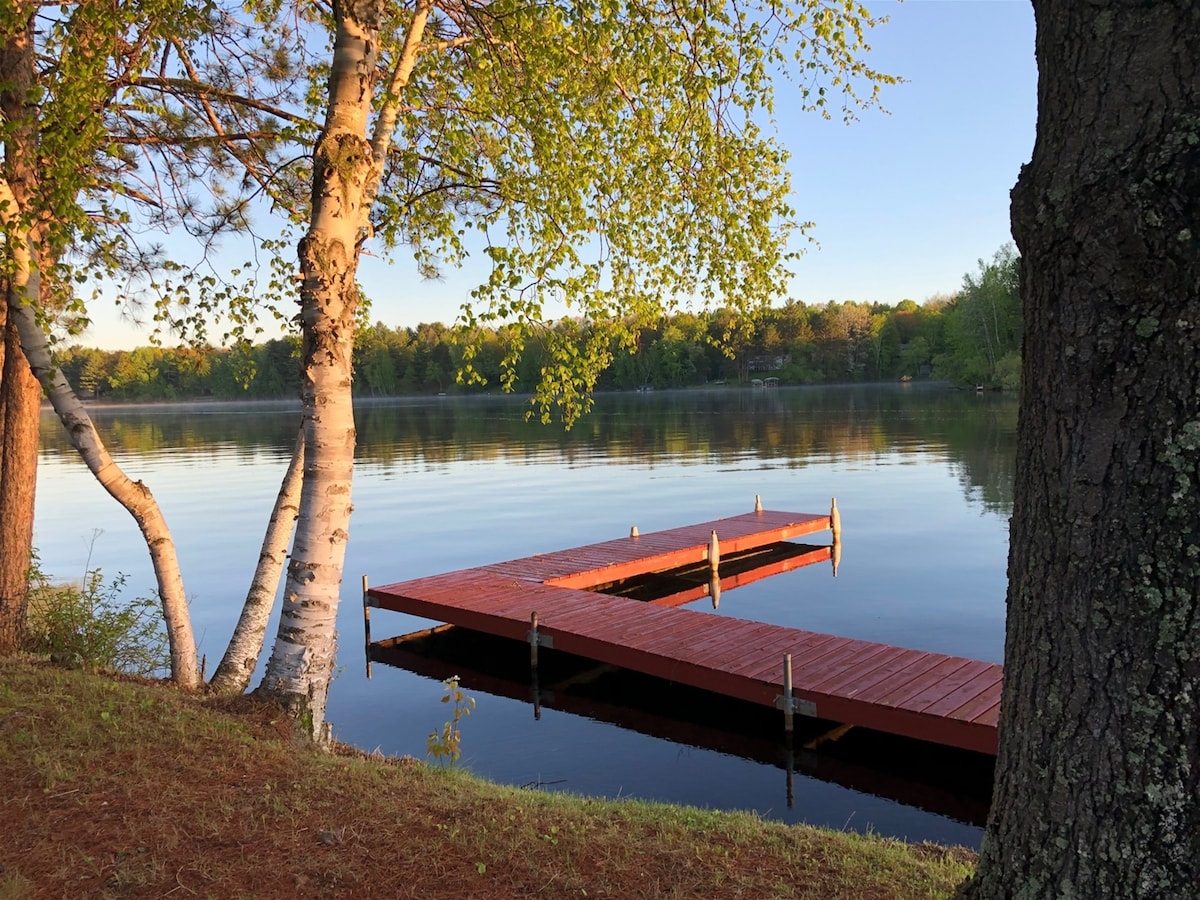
top-left (369, 626), bottom-right (994, 829)
top-left (368, 536), bottom-right (995, 833)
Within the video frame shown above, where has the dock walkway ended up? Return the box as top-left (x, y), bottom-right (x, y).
top-left (367, 509), bottom-right (1002, 755)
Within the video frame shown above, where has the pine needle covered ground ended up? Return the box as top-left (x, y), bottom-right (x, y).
top-left (0, 657), bottom-right (975, 898)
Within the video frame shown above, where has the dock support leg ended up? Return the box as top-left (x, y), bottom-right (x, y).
top-left (783, 653), bottom-right (794, 734)
top-left (754, 494), bottom-right (763, 513)
top-left (362, 575), bottom-right (372, 680)
top-left (531, 666), bottom-right (542, 721)
top-left (529, 611), bottom-right (539, 669)
top-left (708, 530), bottom-right (721, 575)
top-left (785, 732), bottom-right (795, 809)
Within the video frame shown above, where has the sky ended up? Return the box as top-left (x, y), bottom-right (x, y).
top-left (82, 0), bottom-right (1037, 351)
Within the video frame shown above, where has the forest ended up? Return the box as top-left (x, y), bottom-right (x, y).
top-left (55, 246), bottom-right (1021, 402)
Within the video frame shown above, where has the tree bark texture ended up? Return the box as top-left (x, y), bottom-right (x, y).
top-left (961, 2), bottom-right (1199, 896)
top-left (0, 313), bottom-right (40, 653)
top-left (258, 1), bottom-right (387, 738)
top-left (209, 427), bottom-right (304, 695)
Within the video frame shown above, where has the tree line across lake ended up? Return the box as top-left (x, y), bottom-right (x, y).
top-left (59, 248), bottom-right (1020, 402)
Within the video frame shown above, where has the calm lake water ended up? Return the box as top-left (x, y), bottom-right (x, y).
top-left (34, 385), bottom-right (1016, 848)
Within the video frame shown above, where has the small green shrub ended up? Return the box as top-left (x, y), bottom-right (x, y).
top-left (426, 675), bottom-right (475, 766)
top-left (24, 557), bottom-right (169, 678)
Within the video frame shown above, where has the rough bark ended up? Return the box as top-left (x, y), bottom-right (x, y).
top-left (0, 313), bottom-right (40, 653)
top-left (209, 427), bottom-right (304, 695)
top-left (257, 1), bottom-right (392, 738)
top-left (960, 2), bottom-right (1200, 896)
top-left (0, 2), bottom-right (37, 655)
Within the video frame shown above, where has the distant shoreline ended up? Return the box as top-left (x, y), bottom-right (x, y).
top-left (40, 380), bottom-right (977, 416)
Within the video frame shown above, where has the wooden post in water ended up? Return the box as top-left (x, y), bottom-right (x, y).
top-left (708, 530), bottom-right (721, 574)
top-left (754, 494), bottom-right (763, 513)
top-left (531, 666), bottom-right (542, 721)
top-left (783, 653), bottom-right (794, 734)
top-left (785, 733), bottom-right (795, 808)
top-left (362, 575), bottom-right (373, 679)
top-left (529, 611), bottom-right (540, 669)
top-left (830, 497), bottom-right (842, 543)
top-left (630, 525), bottom-right (639, 538)
top-left (709, 573), bottom-right (722, 610)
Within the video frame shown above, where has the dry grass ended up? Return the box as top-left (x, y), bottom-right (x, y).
top-left (0, 656), bottom-right (975, 898)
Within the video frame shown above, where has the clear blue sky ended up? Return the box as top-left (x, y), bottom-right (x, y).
top-left (84, 0), bottom-right (1036, 350)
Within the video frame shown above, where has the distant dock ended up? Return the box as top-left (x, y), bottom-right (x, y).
top-left (366, 505), bottom-right (1001, 755)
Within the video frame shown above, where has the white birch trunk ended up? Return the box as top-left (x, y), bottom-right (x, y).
top-left (4, 255), bottom-right (200, 687)
top-left (208, 427), bottom-right (305, 695)
top-left (257, 2), bottom-right (386, 738)
top-left (0, 20), bottom-right (203, 683)
top-left (257, 0), bottom-right (434, 739)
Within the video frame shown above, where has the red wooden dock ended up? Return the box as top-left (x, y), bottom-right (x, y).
top-left (367, 509), bottom-right (1002, 755)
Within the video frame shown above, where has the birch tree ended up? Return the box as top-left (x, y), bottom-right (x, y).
top-left (256, 0), bottom-right (896, 736)
top-left (0, 0), bottom-right (308, 684)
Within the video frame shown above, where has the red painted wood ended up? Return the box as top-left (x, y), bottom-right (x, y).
top-left (788, 639), bottom-right (891, 683)
top-left (949, 681), bottom-right (1005, 723)
top-left (366, 509), bottom-right (1002, 754)
top-left (741, 636), bottom-right (865, 682)
top-left (842, 652), bottom-right (938, 703)
top-left (904, 660), bottom-right (998, 714)
top-left (919, 667), bottom-right (1002, 718)
top-left (806, 645), bottom-right (911, 694)
top-left (875, 657), bottom-right (976, 709)
top-left (725, 637), bottom-right (825, 683)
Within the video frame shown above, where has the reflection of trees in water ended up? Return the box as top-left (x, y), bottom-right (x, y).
top-left (40, 386), bottom-right (1016, 514)
top-left (949, 402), bottom-right (1017, 516)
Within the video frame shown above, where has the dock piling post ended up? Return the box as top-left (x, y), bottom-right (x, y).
top-left (830, 497), bottom-right (841, 543)
top-left (783, 653), bottom-right (794, 734)
top-left (754, 494), bottom-right (763, 513)
top-left (531, 666), bottom-right (542, 721)
top-left (708, 530), bottom-right (721, 574)
top-left (630, 525), bottom-right (639, 538)
top-left (362, 575), bottom-right (372, 679)
top-left (709, 574), bottom-right (722, 610)
top-left (529, 612), bottom-right (540, 669)
top-left (785, 732), bottom-right (795, 808)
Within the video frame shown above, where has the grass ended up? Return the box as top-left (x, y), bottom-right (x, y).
top-left (0, 656), bottom-right (975, 898)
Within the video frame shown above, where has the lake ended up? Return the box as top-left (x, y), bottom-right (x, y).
top-left (33, 384), bottom-right (1015, 848)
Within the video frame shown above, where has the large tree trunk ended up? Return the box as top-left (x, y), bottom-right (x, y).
top-left (209, 427), bottom-right (304, 695)
top-left (0, 311), bottom-right (40, 653)
top-left (257, 0), bottom-right (432, 738)
top-left (257, 1), bottom-right (385, 738)
top-left (960, 2), bottom-right (1200, 896)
